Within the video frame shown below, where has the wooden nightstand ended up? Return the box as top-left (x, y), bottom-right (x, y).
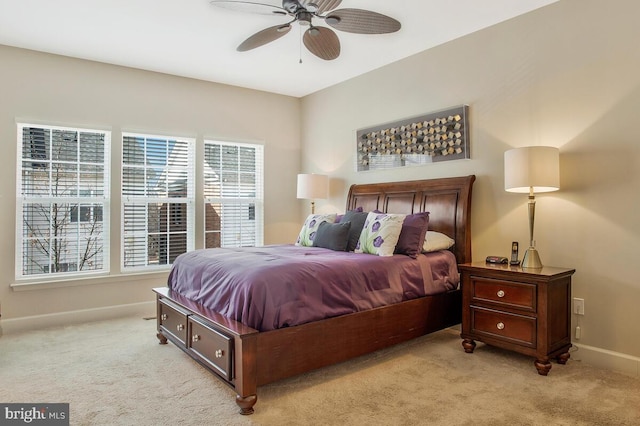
top-left (459, 262), bottom-right (575, 375)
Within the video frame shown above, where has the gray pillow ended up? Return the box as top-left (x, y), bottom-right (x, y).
top-left (312, 221), bottom-right (352, 251)
top-left (341, 210), bottom-right (369, 251)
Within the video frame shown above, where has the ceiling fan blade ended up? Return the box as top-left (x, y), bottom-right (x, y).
top-left (303, 26), bottom-right (340, 60)
top-left (299, 0), bottom-right (341, 14)
top-left (325, 8), bottom-right (401, 34)
top-left (237, 24), bottom-right (291, 52)
top-left (210, 1), bottom-right (287, 16)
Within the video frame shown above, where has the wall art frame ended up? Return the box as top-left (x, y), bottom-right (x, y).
top-left (356, 105), bottom-right (469, 172)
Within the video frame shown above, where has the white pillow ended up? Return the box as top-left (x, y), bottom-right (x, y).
top-left (422, 231), bottom-right (455, 252)
top-left (355, 212), bottom-right (406, 256)
top-left (295, 213), bottom-right (337, 247)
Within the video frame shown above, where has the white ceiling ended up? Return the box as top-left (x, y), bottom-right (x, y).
top-left (0, 0), bottom-right (558, 98)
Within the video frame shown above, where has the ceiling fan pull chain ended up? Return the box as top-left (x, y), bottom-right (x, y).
top-left (299, 24), bottom-right (303, 64)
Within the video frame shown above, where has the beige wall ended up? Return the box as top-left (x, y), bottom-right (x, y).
top-left (0, 45), bottom-right (301, 321)
top-left (301, 0), bottom-right (640, 362)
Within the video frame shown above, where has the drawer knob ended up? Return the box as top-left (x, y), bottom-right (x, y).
top-left (176, 324), bottom-right (184, 331)
top-left (215, 349), bottom-right (224, 358)
top-left (192, 334), bottom-right (200, 342)
top-left (497, 290), bottom-right (505, 298)
top-left (496, 322), bottom-right (505, 330)
top-left (160, 314), bottom-right (168, 321)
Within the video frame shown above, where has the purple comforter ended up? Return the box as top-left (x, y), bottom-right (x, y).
top-left (167, 244), bottom-right (460, 331)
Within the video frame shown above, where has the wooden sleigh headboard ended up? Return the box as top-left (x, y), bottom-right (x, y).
top-left (346, 175), bottom-right (476, 265)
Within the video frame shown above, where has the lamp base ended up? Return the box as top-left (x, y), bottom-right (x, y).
top-left (522, 247), bottom-right (543, 269)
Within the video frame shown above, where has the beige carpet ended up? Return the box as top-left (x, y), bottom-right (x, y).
top-left (1, 316), bottom-right (639, 426)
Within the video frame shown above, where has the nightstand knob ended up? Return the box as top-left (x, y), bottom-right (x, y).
top-left (192, 334), bottom-right (200, 342)
top-left (160, 314), bottom-right (168, 321)
top-left (215, 349), bottom-right (224, 358)
top-left (496, 322), bottom-right (505, 330)
top-left (497, 290), bottom-right (505, 298)
top-left (176, 324), bottom-right (184, 331)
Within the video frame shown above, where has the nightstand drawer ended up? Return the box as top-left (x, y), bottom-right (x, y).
top-left (471, 277), bottom-right (536, 312)
top-left (158, 299), bottom-right (189, 345)
top-left (471, 307), bottom-right (536, 348)
top-left (188, 316), bottom-right (234, 381)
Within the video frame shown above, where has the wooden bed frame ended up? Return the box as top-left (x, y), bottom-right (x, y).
top-left (154, 175), bottom-right (475, 415)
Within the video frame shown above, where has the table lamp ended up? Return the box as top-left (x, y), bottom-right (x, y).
top-left (297, 173), bottom-right (328, 214)
top-left (504, 146), bottom-right (559, 268)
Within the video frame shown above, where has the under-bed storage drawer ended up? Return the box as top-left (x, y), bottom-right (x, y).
top-left (158, 299), bottom-right (189, 345)
top-left (188, 316), bottom-right (234, 381)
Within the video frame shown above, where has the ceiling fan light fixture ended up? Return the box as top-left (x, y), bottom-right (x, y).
top-left (306, 3), bottom-right (319, 13)
top-left (297, 11), bottom-right (313, 26)
top-left (308, 26), bottom-right (320, 36)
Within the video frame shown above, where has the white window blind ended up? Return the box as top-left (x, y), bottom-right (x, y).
top-left (122, 133), bottom-right (195, 270)
top-left (204, 141), bottom-right (263, 248)
top-left (16, 124), bottom-right (110, 279)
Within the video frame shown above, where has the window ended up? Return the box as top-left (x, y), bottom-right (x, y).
top-left (204, 141), bottom-right (263, 248)
top-left (122, 133), bottom-right (195, 270)
top-left (16, 124), bottom-right (110, 278)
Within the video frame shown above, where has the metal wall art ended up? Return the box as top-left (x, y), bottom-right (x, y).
top-left (356, 105), bottom-right (469, 172)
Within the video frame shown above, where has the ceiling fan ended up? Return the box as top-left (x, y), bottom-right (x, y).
top-left (210, 0), bottom-right (401, 60)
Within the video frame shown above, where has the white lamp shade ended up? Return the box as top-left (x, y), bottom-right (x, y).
top-left (296, 173), bottom-right (329, 200)
top-left (504, 146), bottom-right (560, 193)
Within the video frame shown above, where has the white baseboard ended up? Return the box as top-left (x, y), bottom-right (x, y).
top-left (571, 342), bottom-right (640, 377)
top-left (444, 326), bottom-right (639, 377)
top-left (0, 301), bottom-right (156, 335)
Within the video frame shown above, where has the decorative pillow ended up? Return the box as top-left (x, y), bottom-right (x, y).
top-left (336, 207), bottom-right (363, 223)
top-left (394, 212), bottom-right (430, 258)
top-left (295, 213), bottom-right (337, 247)
top-left (422, 231), bottom-right (455, 252)
top-left (355, 212), bottom-right (406, 256)
top-left (341, 209), bottom-right (369, 252)
top-left (312, 221), bottom-right (352, 251)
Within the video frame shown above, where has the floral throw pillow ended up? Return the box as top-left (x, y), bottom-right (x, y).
top-left (355, 212), bottom-right (406, 256)
top-left (295, 213), bottom-right (337, 246)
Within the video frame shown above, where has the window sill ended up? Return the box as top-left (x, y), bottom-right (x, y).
top-left (10, 270), bottom-right (169, 292)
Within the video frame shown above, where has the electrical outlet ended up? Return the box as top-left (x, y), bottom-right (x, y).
top-left (573, 298), bottom-right (585, 315)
